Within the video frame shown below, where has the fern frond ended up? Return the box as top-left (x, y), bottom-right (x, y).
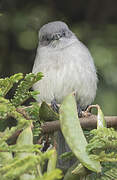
top-left (11, 72), bottom-right (43, 106)
top-left (86, 162), bottom-right (117, 180)
top-left (0, 73), bottom-right (23, 97)
top-left (87, 127), bottom-right (117, 153)
top-left (0, 97), bottom-right (31, 142)
top-left (0, 155), bottom-right (39, 180)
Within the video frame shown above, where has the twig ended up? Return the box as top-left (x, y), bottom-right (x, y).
top-left (15, 105), bottom-right (117, 134)
top-left (41, 115), bottom-right (117, 133)
top-left (9, 115), bottom-right (117, 140)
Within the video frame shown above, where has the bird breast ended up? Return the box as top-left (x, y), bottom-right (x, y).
top-left (32, 40), bottom-right (97, 107)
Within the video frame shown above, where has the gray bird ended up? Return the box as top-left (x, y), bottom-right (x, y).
top-left (32, 21), bottom-right (98, 170)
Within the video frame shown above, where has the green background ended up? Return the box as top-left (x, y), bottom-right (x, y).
top-left (0, 0), bottom-right (117, 115)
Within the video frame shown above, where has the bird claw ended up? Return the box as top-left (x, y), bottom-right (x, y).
top-left (81, 111), bottom-right (91, 117)
top-left (77, 104), bottom-right (91, 118)
top-left (81, 105), bottom-right (92, 117)
top-left (51, 99), bottom-right (59, 113)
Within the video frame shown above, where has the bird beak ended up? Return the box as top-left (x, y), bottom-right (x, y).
top-left (53, 33), bottom-right (62, 40)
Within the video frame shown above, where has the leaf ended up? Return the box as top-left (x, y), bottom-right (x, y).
top-left (34, 169), bottom-right (62, 180)
top-left (39, 102), bottom-right (59, 122)
top-left (16, 126), bottom-right (34, 159)
top-left (16, 126), bottom-right (33, 147)
top-left (59, 93), bottom-right (101, 173)
top-left (0, 142), bottom-right (13, 166)
top-left (20, 174), bottom-right (35, 180)
top-left (16, 126), bottom-right (36, 180)
top-left (63, 162), bottom-right (81, 180)
top-left (72, 163), bottom-right (87, 175)
top-left (47, 147), bottom-right (57, 172)
top-left (97, 105), bottom-right (107, 129)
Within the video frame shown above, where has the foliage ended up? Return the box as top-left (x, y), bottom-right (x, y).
top-left (59, 93), bottom-right (101, 173)
top-left (87, 128), bottom-right (117, 155)
top-left (0, 73), bottom-right (23, 97)
top-left (11, 72), bottom-right (43, 106)
top-left (0, 1), bottom-right (117, 115)
top-left (0, 127), bottom-right (62, 180)
top-left (0, 73), bottom-right (62, 180)
top-left (0, 73), bottom-right (117, 180)
top-left (59, 94), bottom-right (117, 180)
top-left (0, 96), bottom-right (31, 140)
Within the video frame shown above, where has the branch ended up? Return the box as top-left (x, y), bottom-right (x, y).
top-left (41, 115), bottom-right (117, 133)
top-left (15, 103), bottom-right (117, 134)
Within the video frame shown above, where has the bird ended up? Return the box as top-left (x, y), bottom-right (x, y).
top-left (32, 21), bottom-right (98, 170)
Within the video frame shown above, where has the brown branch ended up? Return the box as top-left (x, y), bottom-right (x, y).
top-left (9, 114), bottom-right (117, 142)
top-left (15, 103), bottom-right (117, 134)
top-left (41, 115), bottom-right (117, 133)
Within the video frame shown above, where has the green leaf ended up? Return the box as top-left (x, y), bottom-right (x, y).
top-left (39, 102), bottom-right (59, 122)
top-left (47, 148), bottom-right (57, 173)
top-left (97, 105), bottom-right (107, 129)
top-left (0, 142), bottom-right (13, 166)
top-left (63, 162), bottom-right (81, 180)
top-left (20, 174), bottom-right (35, 180)
top-left (16, 126), bottom-right (33, 146)
top-left (16, 126), bottom-right (36, 180)
top-left (60, 151), bottom-right (74, 161)
top-left (59, 93), bottom-right (101, 173)
top-left (34, 169), bottom-right (62, 180)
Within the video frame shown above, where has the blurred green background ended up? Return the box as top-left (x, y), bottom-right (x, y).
top-left (0, 0), bottom-right (117, 115)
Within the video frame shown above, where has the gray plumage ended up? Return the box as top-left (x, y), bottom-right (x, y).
top-left (32, 21), bottom-right (97, 108)
top-left (32, 21), bottom-right (98, 170)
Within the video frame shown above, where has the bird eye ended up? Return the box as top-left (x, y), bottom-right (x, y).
top-left (46, 36), bottom-right (50, 41)
top-left (41, 36), bottom-right (45, 41)
top-left (62, 31), bottom-right (66, 36)
top-left (41, 35), bottom-right (50, 41)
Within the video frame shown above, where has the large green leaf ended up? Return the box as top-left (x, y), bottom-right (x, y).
top-left (59, 93), bottom-right (101, 173)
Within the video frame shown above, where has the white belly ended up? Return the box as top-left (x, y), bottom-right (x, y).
top-left (32, 40), bottom-right (97, 107)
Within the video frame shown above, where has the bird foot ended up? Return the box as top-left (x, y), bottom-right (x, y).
top-left (81, 111), bottom-right (91, 117)
top-left (77, 104), bottom-right (91, 118)
top-left (82, 105), bottom-right (92, 117)
top-left (51, 99), bottom-right (59, 113)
